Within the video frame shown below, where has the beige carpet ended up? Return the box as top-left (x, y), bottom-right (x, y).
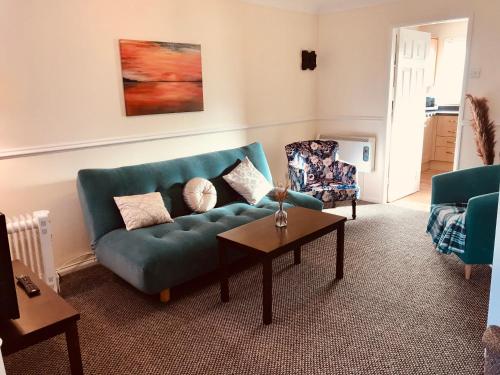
top-left (4, 204), bottom-right (490, 374)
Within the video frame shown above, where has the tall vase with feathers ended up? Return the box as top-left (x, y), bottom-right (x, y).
top-left (466, 94), bottom-right (497, 165)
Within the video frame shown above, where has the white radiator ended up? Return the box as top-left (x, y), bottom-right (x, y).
top-left (6, 210), bottom-right (59, 292)
top-left (318, 134), bottom-right (376, 173)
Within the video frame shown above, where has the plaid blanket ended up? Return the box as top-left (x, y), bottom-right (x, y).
top-left (426, 203), bottom-right (467, 254)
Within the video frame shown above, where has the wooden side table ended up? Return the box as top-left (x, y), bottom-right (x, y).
top-left (218, 207), bottom-right (346, 325)
top-left (0, 261), bottom-right (83, 374)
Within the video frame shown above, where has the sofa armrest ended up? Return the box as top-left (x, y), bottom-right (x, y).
top-left (333, 160), bottom-right (357, 185)
top-left (285, 189), bottom-right (323, 211)
top-left (431, 165), bottom-right (500, 205)
top-left (462, 192), bottom-right (499, 264)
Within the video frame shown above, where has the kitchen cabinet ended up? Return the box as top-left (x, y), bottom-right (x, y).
top-left (421, 115), bottom-right (457, 171)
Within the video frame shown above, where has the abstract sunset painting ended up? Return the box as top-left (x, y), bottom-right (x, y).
top-left (119, 40), bottom-right (204, 116)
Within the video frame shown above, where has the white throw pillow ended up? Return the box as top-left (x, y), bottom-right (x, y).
top-left (183, 177), bottom-right (217, 213)
top-left (223, 157), bottom-right (273, 205)
top-left (114, 192), bottom-right (174, 231)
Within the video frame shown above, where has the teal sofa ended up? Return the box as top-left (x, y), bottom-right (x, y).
top-left (431, 164), bottom-right (500, 279)
top-left (77, 142), bottom-right (322, 299)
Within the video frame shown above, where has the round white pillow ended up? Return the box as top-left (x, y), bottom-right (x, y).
top-left (183, 177), bottom-right (217, 213)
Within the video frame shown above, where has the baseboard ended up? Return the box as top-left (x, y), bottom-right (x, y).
top-left (56, 255), bottom-right (98, 276)
top-left (360, 194), bottom-right (383, 204)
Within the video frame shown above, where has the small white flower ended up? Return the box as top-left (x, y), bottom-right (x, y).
top-left (310, 142), bottom-right (319, 150)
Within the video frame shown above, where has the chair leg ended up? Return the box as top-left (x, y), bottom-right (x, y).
top-left (464, 265), bottom-right (472, 280)
top-left (352, 200), bottom-right (357, 220)
top-left (160, 288), bottom-right (171, 303)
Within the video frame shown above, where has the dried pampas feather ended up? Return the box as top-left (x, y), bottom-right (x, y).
top-left (466, 94), bottom-right (496, 165)
top-left (274, 181), bottom-right (290, 204)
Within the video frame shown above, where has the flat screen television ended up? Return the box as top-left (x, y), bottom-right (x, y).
top-left (0, 212), bottom-right (20, 320)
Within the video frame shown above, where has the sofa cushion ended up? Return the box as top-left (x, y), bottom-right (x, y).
top-left (114, 192), bottom-right (174, 231)
top-left (223, 157), bottom-right (273, 205)
top-left (95, 199), bottom-right (294, 294)
top-left (183, 177), bottom-right (217, 213)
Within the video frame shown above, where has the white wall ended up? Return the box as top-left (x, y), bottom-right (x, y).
top-left (488, 186), bottom-right (500, 326)
top-left (418, 20), bottom-right (468, 105)
top-left (317, 0), bottom-right (500, 203)
top-left (0, 0), bottom-right (317, 269)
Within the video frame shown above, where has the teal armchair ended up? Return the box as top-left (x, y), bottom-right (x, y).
top-left (431, 165), bottom-right (500, 279)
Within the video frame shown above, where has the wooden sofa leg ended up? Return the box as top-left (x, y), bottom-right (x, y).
top-left (464, 265), bottom-right (472, 280)
top-left (160, 288), bottom-right (171, 303)
top-left (352, 200), bottom-right (357, 220)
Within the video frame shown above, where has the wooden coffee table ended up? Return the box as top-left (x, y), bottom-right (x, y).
top-left (217, 206), bottom-right (346, 325)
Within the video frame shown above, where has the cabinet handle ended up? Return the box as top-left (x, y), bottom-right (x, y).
top-left (445, 151), bottom-right (453, 155)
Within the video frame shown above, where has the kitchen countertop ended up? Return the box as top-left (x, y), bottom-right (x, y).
top-left (426, 105), bottom-right (460, 117)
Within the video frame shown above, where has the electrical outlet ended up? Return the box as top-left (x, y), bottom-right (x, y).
top-left (470, 68), bottom-right (481, 79)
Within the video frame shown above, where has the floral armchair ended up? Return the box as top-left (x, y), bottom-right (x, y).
top-left (285, 140), bottom-right (360, 219)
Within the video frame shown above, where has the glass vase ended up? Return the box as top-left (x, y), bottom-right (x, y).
top-left (275, 202), bottom-right (288, 228)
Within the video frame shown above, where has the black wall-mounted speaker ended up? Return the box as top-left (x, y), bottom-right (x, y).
top-left (301, 50), bottom-right (317, 70)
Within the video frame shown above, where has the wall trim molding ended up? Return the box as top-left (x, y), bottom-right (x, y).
top-left (0, 118), bottom-right (314, 160)
top-left (317, 115), bottom-right (386, 122)
top-left (319, 0), bottom-right (401, 14)
top-left (241, 0), bottom-right (402, 15)
top-left (2, 115), bottom-right (496, 160)
top-left (460, 124), bottom-right (500, 128)
top-left (240, 0), bottom-right (318, 14)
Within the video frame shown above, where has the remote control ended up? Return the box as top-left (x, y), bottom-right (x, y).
top-left (16, 275), bottom-right (41, 297)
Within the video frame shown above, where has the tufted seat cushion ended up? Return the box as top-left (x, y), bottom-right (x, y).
top-left (95, 198), bottom-right (296, 294)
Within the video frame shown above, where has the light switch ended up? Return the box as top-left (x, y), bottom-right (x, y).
top-left (470, 68), bottom-right (481, 79)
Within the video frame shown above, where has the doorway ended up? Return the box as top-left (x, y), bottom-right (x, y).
top-left (385, 18), bottom-right (470, 210)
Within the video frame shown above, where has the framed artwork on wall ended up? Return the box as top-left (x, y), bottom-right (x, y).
top-left (119, 39), bottom-right (204, 116)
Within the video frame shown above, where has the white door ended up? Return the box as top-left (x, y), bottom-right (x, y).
top-left (387, 28), bottom-right (431, 202)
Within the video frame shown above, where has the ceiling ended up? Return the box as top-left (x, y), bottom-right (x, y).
top-left (241, 0), bottom-right (402, 13)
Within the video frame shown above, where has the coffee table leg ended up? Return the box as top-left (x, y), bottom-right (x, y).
top-left (219, 241), bottom-right (229, 302)
top-left (263, 258), bottom-right (273, 325)
top-left (336, 222), bottom-right (345, 279)
top-left (294, 246), bottom-right (301, 265)
top-left (65, 321), bottom-right (84, 375)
